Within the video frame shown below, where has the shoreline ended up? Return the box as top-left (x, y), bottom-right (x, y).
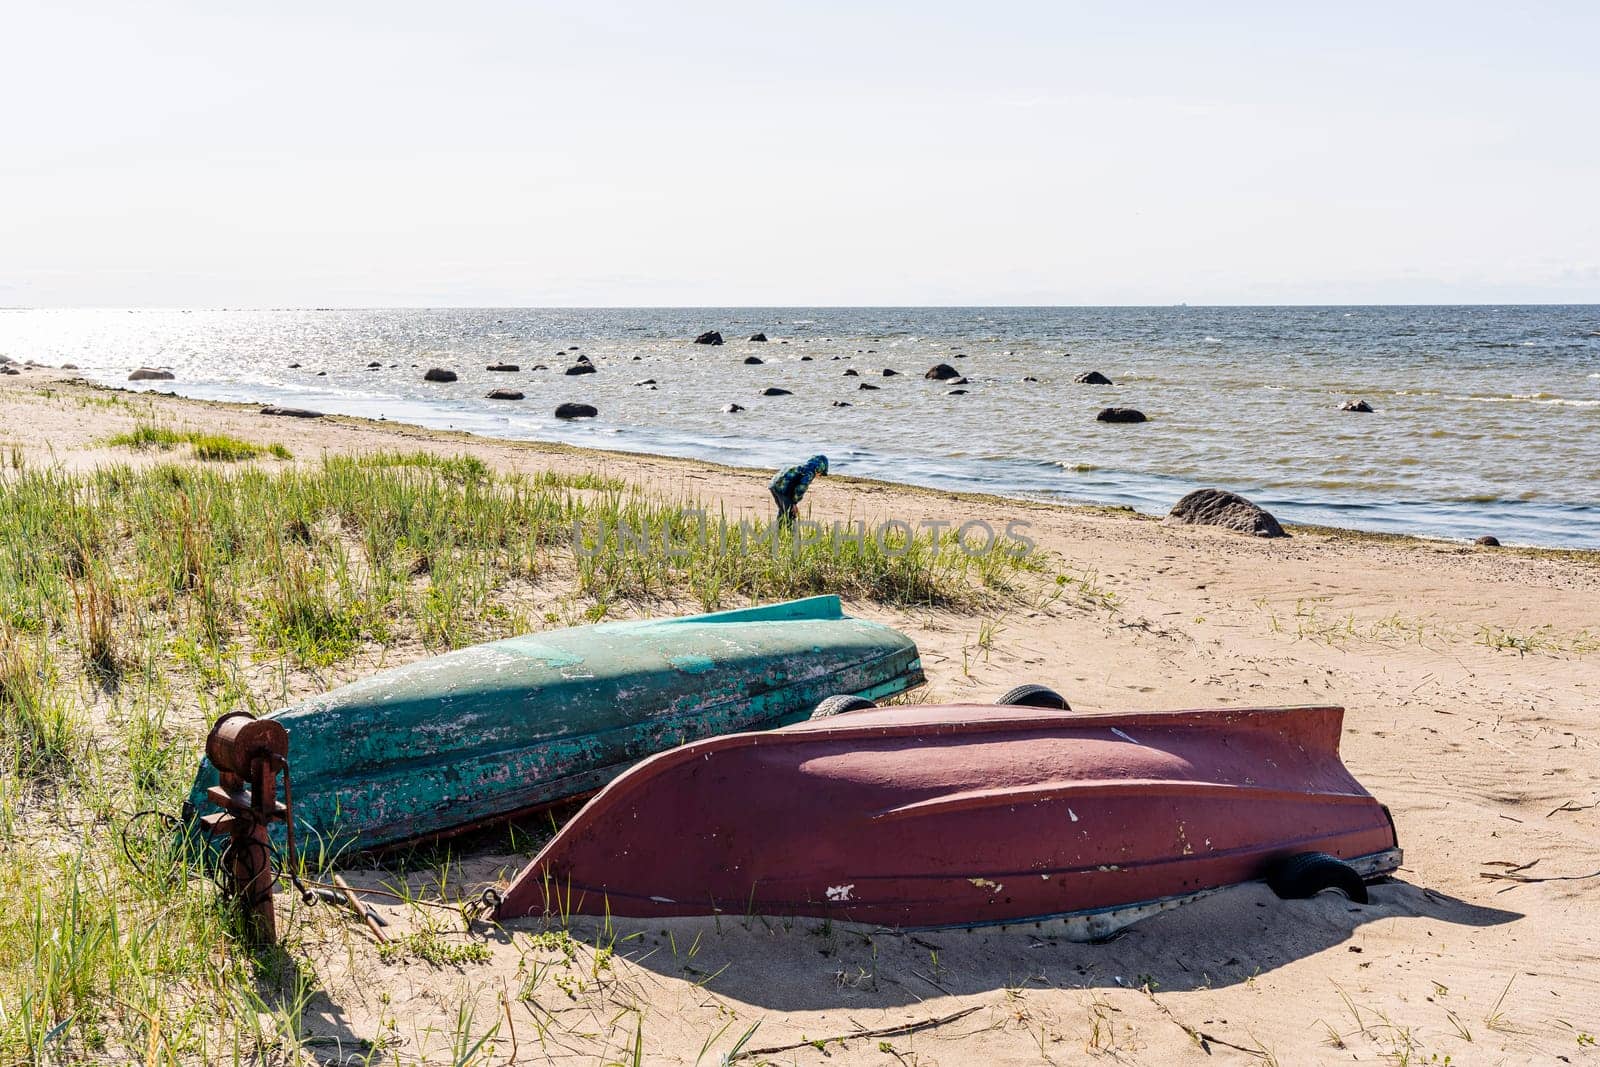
top-left (19, 368), bottom-right (1600, 557)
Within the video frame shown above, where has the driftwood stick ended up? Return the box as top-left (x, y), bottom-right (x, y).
top-left (732, 1005), bottom-right (983, 1060)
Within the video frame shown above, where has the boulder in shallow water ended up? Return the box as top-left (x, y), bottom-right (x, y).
top-left (800, 355), bottom-right (812, 361)
top-left (488, 363), bottom-right (520, 372)
top-left (565, 363), bottom-right (596, 376)
top-left (1075, 371), bottom-right (1113, 385)
top-left (1167, 488), bottom-right (1287, 539)
top-left (761, 387), bottom-right (792, 396)
top-left (694, 331), bottom-right (724, 345)
top-left (1475, 535), bottom-right (1501, 547)
top-left (128, 367), bottom-right (175, 381)
top-left (486, 388), bottom-right (525, 400)
top-left (948, 388), bottom-right (968, 395)
top-left (831, 400), bottom-right (852, 407)
top-left (744, 356), bottom-right (764, 365)
top-left (858, 382), bottom-right (880, 391)
top-left (723, 403), bottom-right (745, 413)
top-left (843, 368), bottom-right (859, 377)
top-left (1341, 399), bottom-right (1373, 412)
top-left (260, 406), bottom-right (323, 418)
top-left (423, 367), bottom-right (457, 383)
top-left (633, 378), bottom-right (656, 386)
top-left (881, 368), bottom-right (899, 377)
top-left (555, 402), bottom-right (597, 419)
top-left (287, 362), bottom-right (302, 368)
top-left (367, 361), bottom-right (382, 369)
top-left (749, 332), bottom-right (768, 342)
top-left (925, 363), bottom-right (961, 380)
top-left (1096, 407), bottom-right (1146, 423)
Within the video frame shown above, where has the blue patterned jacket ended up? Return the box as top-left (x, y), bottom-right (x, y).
top-left (769, 455), bottom-right (829, 497)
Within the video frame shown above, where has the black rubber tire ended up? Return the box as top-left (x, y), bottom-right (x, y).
top-left (811, 694), bottom-right (878, 719)
top-left (1264, 852), bottom-right (1368, 904)
top-left (995, 684), bottom-right (1071, 711)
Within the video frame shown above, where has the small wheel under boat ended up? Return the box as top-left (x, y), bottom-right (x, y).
top-left (1264, 852), bottom-right (1368, 904)
top-left (811, 694), bottom-right (878, 719)
top-left (995, 684), bottom-right (1071, 711)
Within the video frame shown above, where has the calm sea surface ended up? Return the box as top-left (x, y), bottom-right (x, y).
top-left (3, 306), bottom-right (1597, 547)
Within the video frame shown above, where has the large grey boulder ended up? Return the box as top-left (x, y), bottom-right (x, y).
top-left (423, 367), bottom-right (457, 382)
top-left (128, 367), bottom-right (175, 381)
top-left (925, 363), bottom-right (961, 380)
top-left (555, 402), bottom-right (597, 419)
top-left (1075, 371), bottom-right (1113, 385)
top-left (1167, 489), bottom-right (1288, 539)
top-left (694, 331), bottom-right (724, 345)
top-left (1096, 407), bottom-right (1146, 423)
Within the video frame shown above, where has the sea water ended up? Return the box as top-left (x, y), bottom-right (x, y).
top-left (2, 305), bottom-right (1596, 547)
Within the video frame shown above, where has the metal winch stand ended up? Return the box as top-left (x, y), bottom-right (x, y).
top-left (197, 711), bottom-right (291, 944)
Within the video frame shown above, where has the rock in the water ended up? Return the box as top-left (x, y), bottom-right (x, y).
top-left (633, 378), bottom-right (657, 386)
top-left (1167, 488), bottom-right (1288, 539)
top-left (881, 368), bottom-right (899, 377)
top-left (1075, 371), bottom-right (1113, 385)
top-left (723, 403), bottom-right (745, 413)
top-left (554, 402), bottom-right (597, 419)
top-left (951, 376), bottom-right (969, 385)
top-left (749, 332), bottom-right (768, 342)
top-left (761, 387), bottom-right (792, 396)
top-left (0, 366), bottom-right (19, 376)
top-left (800, 355), bottom-right (812, 361)
top-left (367, 361), bottom-right (382, 368)
top-left (486, 388), bottom-right (525, 400)
top-left (60, 363), bottom-right (78, 370)
top-left (576, 354), bottom-right (592, 364)
top-left (948, 388), bottom-right (968, 395)
top-left (831, 400), bottom-right (852, 407)
top-left (858, 382), bottom-right (880, 391)
top-left (128, 367), bottom-right (175, 381)
top-left (1475, 535), bottom-right (1501, 547)
top-left (743, 356), bottom-right (764, 365)
top-left (423, 367), bottom-right (457, 383)
top-left (925, 363), bottom-right (961, 380)
top-left (488, 363), bottom-right (520, 372)
top-left (1023, 376), bottom-right (1038, 382)
top-left (287, 362), bottom-right (301, 368)
top-left (694, 331), bottom-right (724, 345)
top-left (1341, 399), bottom-right (1374, 412)
top-left (843, 368), bottom-right (859, 377)
top-left (565, 363), bottom-right (596, 376)
top-left (260, 406), bottom-right (323, 418)
top-left (1096, 407), bottom-right (1146, 423)
top-left (531, 363), bottom-right (548, 370)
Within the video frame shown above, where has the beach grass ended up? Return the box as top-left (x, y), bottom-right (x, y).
top-left (0, 448), bottom-right (1046, 1062)
top-left (106, 422), bottom-right (291, 462)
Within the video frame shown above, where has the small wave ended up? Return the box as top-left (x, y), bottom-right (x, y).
top-left (1450, 393), bottom-right (1600, 408)
top-left (1053, 461), bottom-right (1098, 473)
top-left (1202, 336), bottom-right (1222, 343)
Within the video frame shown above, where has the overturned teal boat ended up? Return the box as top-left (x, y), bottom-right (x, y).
top-left (184, 596), bottom-right (922, 853)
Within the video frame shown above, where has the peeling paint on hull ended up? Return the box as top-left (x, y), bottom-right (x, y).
top-left (184, 596), bottom-right (923, 851)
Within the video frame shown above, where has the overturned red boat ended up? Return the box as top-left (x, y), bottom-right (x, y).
top-left (494, 703), bottom-right (1401, 937)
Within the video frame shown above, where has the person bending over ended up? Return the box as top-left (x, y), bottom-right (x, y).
top-left (769, 455), bottom-right (829, 528)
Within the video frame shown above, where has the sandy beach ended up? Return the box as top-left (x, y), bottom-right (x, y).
top-left (2, 370), bottom-right (1597, 1065)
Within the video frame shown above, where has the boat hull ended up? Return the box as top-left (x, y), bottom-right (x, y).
top-left (495, 704), bottom-right (1401, 933)
top-left (184, 596), bottom-right (922, 852)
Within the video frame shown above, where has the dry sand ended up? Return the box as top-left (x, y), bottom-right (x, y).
top-left (3, 371), bottom-right (1598, 1065)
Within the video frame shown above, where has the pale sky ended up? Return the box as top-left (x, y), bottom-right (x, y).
top-left (3, 1), bottom-right (1597, 307)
